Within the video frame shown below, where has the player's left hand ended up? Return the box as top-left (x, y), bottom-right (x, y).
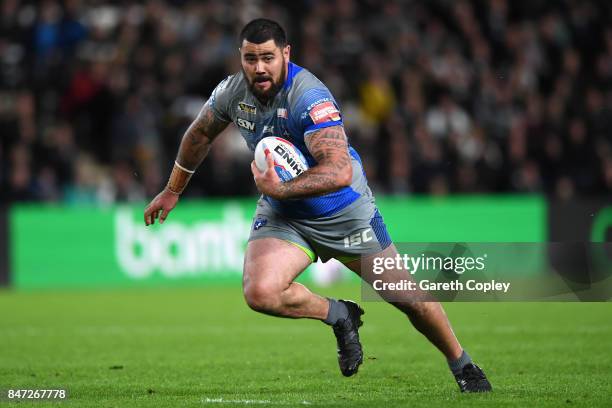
top-left (251, 153), bottom-right (284, 199)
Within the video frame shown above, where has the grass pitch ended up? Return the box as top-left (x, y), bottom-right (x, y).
top-left (0, 285), bottom-right (611, 407)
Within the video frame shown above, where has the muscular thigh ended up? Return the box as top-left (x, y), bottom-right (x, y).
top-left (344, 243), bottom-right (396, 276)
top-left (243, 238), bottom-right (312, 292)
top-left (344, 244), bottom-right (433, 302)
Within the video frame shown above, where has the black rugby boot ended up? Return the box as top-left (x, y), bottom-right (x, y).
top-left (332, 300), bottom-right (364, 377)
top-left (454, 363), bottom-right (492, 393)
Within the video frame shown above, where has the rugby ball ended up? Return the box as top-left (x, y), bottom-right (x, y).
top-left (254, 137), bottom-right (309, 182)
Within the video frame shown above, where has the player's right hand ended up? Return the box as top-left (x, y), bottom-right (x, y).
top-left (144, 188), bottom-right (180, 226)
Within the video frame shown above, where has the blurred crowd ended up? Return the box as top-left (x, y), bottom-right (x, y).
top-left (1, 0), bottom-right (611, 204)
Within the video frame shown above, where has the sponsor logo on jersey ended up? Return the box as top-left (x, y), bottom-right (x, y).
top-left (262, 125), bottom-right (274, 135)
top-left (277, 108), bottom-right (288, 119)
top-left (309, 101), bottom-right (341, 125)
top-left (238, 102), bottom-right (256, 114)
top-left (343, 229), bottom-right (373, 248)
top-left (306, 98), bottom-right (332, 111)
top-left (237, 118), bottom-right (255, 132)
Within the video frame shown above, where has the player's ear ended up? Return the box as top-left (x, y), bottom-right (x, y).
top-left (283, 44), bottom-right (290, 60)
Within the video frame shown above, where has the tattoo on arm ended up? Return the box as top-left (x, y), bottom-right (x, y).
top-left (176, 104), bottom-right (229, 170)
top-left (278, 126), bottom-right (353, 199)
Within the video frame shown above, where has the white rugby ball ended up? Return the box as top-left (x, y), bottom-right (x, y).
top-left (254, 137), bottom-right (309, 182)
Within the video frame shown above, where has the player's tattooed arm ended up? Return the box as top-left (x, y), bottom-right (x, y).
top-left (276, 126), bottom-right (352, 199)
top-left (163, 103), bottom-right (228, 196)
top-left (145, 103), bottom-right (228, 226)
top-left (177, 104), bottom-right (229, 170)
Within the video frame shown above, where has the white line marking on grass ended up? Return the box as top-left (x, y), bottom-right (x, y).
top-left (201, 397), bottom-right (313, 405)
top-left (202, 397), bottom-right (272, 404)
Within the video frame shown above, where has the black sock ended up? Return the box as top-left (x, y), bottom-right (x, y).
top-left (323, 298), bottom-right (349, 325)
top-left (448, 350), bottom-right (472, 375)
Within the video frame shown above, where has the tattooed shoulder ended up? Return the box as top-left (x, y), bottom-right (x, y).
top-left (305, 126), bottom-right (350, 164)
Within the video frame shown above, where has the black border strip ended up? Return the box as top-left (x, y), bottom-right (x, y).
top-left (0, 205), bottom-right (8, 287)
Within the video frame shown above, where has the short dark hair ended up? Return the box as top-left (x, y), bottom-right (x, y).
top-left (239, 18), bottom-right (287, 48)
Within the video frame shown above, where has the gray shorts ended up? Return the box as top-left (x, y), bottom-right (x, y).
top-left (248, 196), bottom-right (392, 263)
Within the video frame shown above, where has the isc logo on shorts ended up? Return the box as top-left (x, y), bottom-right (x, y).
top-left (344, 229), bottom-right (373, 248)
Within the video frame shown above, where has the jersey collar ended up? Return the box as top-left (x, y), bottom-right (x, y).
top-left (283, 62), bottom-right (303, 90)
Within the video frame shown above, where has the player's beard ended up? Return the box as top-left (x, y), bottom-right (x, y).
top-left (245, 60), bottom-right (286, 104)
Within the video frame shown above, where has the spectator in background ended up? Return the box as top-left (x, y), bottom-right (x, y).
top-left (1, 0), bottom-right (611, 205)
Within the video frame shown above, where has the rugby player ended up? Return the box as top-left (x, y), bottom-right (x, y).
top-left (144, 18), bottom-right (491, 393)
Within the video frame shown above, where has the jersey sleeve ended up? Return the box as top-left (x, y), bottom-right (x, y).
top-left (206, 76), bottom-right (233, 123)
top-left (293, 87), bottom-right (343, 135)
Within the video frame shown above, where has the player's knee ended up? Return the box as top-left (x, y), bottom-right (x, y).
top-left (243, 282), bottom-right (281, 313)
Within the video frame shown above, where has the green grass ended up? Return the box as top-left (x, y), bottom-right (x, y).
top-left (0, 285), bottom-right (610, 407)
